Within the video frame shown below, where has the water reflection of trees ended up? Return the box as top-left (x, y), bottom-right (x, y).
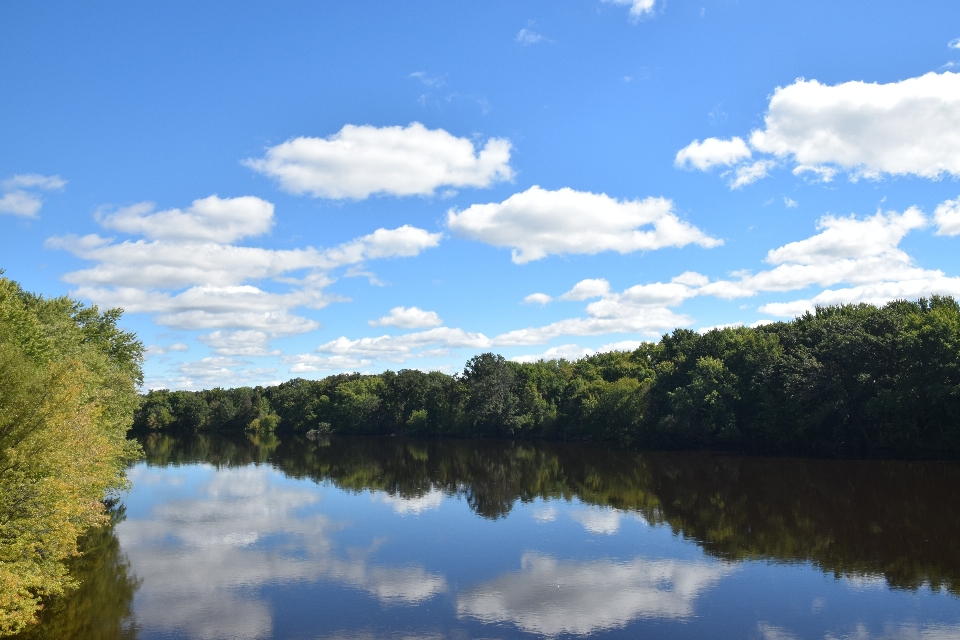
top-left (140, 433), bottom-right (960, 595)
top-left (12, 503), bottom-right (139, 640)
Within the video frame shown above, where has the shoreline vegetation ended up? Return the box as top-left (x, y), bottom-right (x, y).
top-left (138, 296), bottom-right (960, 459)
top-left (0, 276), bottom-right (143, 636)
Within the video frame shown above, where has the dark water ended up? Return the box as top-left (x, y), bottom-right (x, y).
top-left (17, 433), bottom-right (960, 640)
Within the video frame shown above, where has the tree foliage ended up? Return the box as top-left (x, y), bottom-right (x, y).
top-left (135, 298), bottom-right (960, 457)
top-left (0, 276), bottom-right (142, 636)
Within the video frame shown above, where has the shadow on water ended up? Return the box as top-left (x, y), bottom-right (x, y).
top-left (12, 502), bottom-right (140, 640)
top-left (139, 431), bottom-right (960, 595)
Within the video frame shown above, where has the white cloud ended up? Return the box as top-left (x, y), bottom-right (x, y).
top-left (1, 173), bottom-right (66, 190)
top-left (522, 293), bottom-right (552, 305)
top-left (457, 553), bottom-right (730, 636)
top-left (68, 283), bottom-right (327, 335)
top-left (0, 191), bottom-right (43, 217)
top-left (291, 204), bottom-right (960, 371)
top-left (511, 344), bottom-right (595, 363)
top-left (145, 343), bottom-right (189, 356)
top-left (281, 353), bottom-right (373, 373)
top-left (560, 278), bottom-right (611, 300)
top-left (598, 339), bottom-right (644, 352)
top-left (784, 196), bottom-right (798, 208)
top-left (0, 173), bottom-right (66, 217)
top-left (147, 356), bottom-right (282, 390)
top-left (97, 195), bottom-right (274, 243)
top-left (934, 196), bottom-right (960, 236)
top-left (245, 122), bottom-right (513, 199)
top-left (602, 0), bottom-right (657, 20)
top-left (516, 28), bottom-right (546, 45)
top-left (730, 159), bottom-right (776, 188)
top-left (369, 306), bottom-right (442, 329)
top-left (750, 72), bottom-right (960, 179)
top-left (674, 137), bottom-right (751, 171)
top-left (48, 223), bottom-right (439, 292)
top-left (951, 38), bottom-right (960, 50)
top-left (305, 277), bottom-right (694, 367)
top-left (448, 186), bottom-right (721, 264)
top-left (698, 322), bottom-right (744, 334)
top-left (49, 196), bottom-right (442, 369)
top-left (198, 330), bottom-right (281, 357)
top-left (680, 72), bottom-right (960, 185)
top-left (696, 207), bottom-right (960, 316)
top-left (316, 327), bottom-right (493, 363)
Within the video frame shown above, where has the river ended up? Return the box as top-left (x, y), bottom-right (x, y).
top-left (15, 432), bottom-right (960, 639)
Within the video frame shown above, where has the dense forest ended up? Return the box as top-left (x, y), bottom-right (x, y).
top-left (0, 276), bottom-right (143, 636)
top-left (137, 297), bottom-right (960, 457)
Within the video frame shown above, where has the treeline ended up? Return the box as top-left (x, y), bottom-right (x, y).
top-left (0, 276), bottom-right (142, 636)
top-left (136, 297), bottom-right (960, 457)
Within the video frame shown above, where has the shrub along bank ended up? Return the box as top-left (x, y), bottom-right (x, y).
top-left (137, 297), bottom-right (960, 458)
top-left (0, 276), bottom-right (142, 636)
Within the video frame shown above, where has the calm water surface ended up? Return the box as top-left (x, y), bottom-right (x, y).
top-left (17, 433), bottom-right (960, 640)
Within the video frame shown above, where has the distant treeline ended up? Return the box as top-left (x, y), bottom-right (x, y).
top-left (136, 297), bottom-right (960, 457)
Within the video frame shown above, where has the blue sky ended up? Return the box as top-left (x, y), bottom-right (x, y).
top-left (4, 1), bottom-right (960, 389)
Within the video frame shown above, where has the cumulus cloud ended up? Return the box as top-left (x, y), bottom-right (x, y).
top-left (448, 186), bottom-right (720, 263)
top-left (281, 353), bottom-right (373, 374)
top-left (511, 344), bottom-right (595, 364)
top-left (698, 207), bottom-right (960, 316)
top-left (50, 214), bottom-right (440, 336)
top-left (245, 122), bottom-right (513, 199)
top-left (145, 343), bottom-right (189, 356)
top-left (934, 196), bottom-right (960, 236)
top-left (146, 356), bottom-right (283, 390)
top-left (730, 159), bottom-right (777, 188)
top-left (560, 278), bottom-right (611, 301)
top-left (457, 553), bottom-right (730, 636)
top-left (369, 306), bottom-right (442, 329)
top-left (674, 137), bottom-right (751, 171)
top-left (522, 293), bottom-right (552, 305)
top-left (602, 0), bottom-right (657, 20)
top-left (679, 72), bottom-right (960, 186)
top-left (296, 277), bottom-right (693, 370)
top-left (315, 327), bottom-right (493, 364)
top-left (0, 173), bottom-right (65, 217)
top-left (284, 204), bottom-right (960, 373)
top-left (0, 191), bottom-right (44, 217)
top-left (198, 330), bottom-right (281, 357)
top-left (97, 195), bottom-right (274, 243)
top-left (48, 196), bottom-right (442, 368)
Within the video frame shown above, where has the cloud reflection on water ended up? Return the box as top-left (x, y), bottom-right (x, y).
top-left (457, 552), bottom-right (732, 636)
top-left (373, 487), bottom-right (445, 514)
top-left (760, 622), bottom-right (960, 640)
top-left (119, 465), bottom-right (447, 640)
